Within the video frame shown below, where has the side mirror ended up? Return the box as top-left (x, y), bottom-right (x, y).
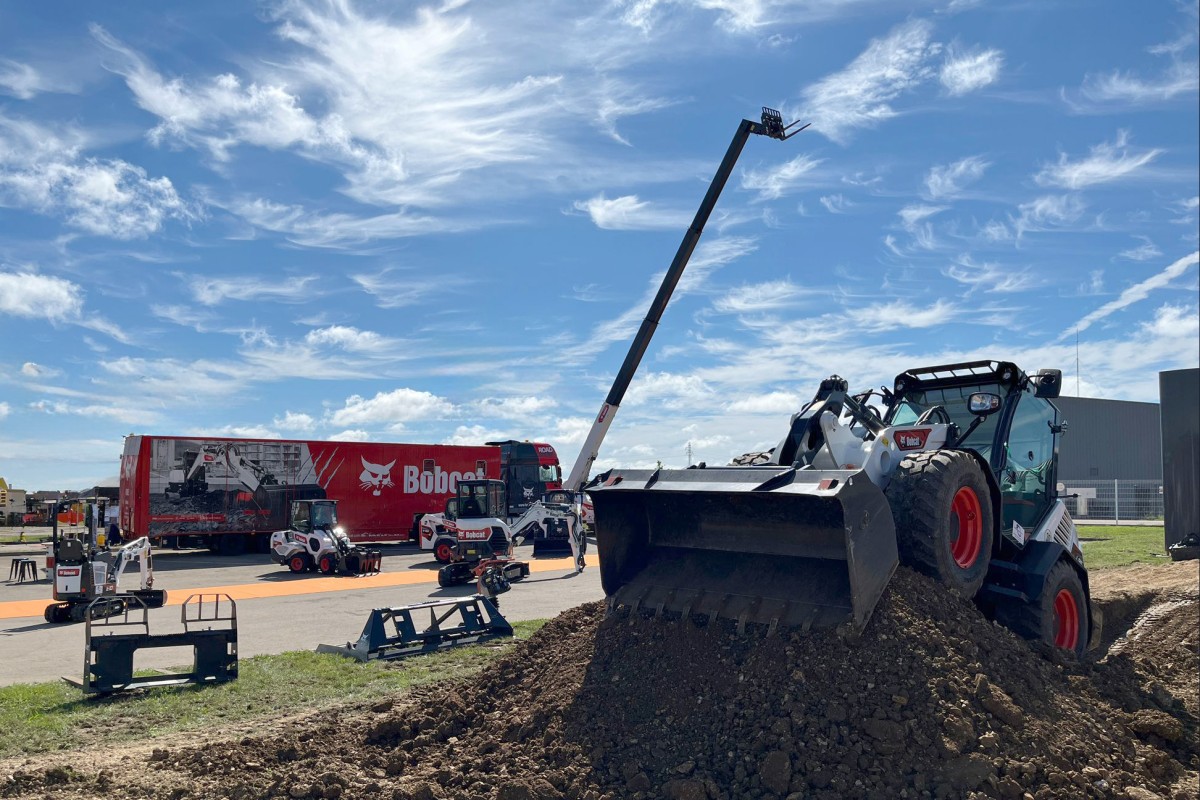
top-left (1034, 369), bottom-right (1061, 398)
top-left (967, 392), bottom-right (1002, 416)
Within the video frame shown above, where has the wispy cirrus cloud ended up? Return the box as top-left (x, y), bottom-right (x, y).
top-left (0, 59), bottom-right (76, 99)
top-left (944, 254), bottom-right (1039, 294)
top-left (924, 155), bottom-right (989, 199)
top-left (1061, 250), bottom-right (1199, 339)
top-left (1034, 130), bottom-right (1163, 189)
top-left (352, 268), bottom-right (456, 309)
top-left (711, 278), bottom-right (808, 314)
top-left (1118, 236), bottom-right (1163, 262)
top-left (939, 46), bottom-right (1003, 95)
top-left (572, 194), bottom-right (690, 230)
top-left (189, 275), bottom-right (321, 306)
top-left (797, 19), bottom-right (940, 143)
top-left (741, 154), bottom-right (825, 201)
top-left (1010, 194), bottom-right (1086, 239)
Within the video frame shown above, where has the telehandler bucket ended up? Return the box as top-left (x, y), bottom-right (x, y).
top-left (589, 466), bottom-right (898, 633)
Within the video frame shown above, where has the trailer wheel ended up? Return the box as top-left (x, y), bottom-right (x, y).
top-left (288, 554), bottom-right (310, 574)
top-left (318, 554), bottom-right (337, 574)
top-left (996, 560), bottom-right (1089, 656)
top-left (886, 449), bottom-right (993, 599)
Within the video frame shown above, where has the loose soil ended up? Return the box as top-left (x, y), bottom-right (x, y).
top-left (3, 563), bottom-right (1196, 800)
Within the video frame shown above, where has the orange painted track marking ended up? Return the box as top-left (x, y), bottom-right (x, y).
top-left (0, 553), bottom-right (599, 621)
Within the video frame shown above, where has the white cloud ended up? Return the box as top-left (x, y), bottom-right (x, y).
top-left (29, 399), bottom-right (154, 425)
top-left (725, 390), bottom-right (804, 414)
top-left (190, 275), bottom-right (320, 306)
top-left (939, 46), bottom-right (1002, 95)
top-left (944, 255), bottom-right (1039, 294)
top-left (898, 204), bottom-right (946, 230)
top-left (0, 271), bottom-right (84, 322)
top-left (1118, 236), bottom-right (1163, 262)
top-left (1011, 194), bottom-right (1086, 239)
top-left (0, 60), bottom-right (74, 99)
top-left (819, 193), bottom-right (851, 213)
top-left (273, 411), bottom-right (316, 432)
top-left (0, 402), bottom-right (9, 419)
top-left (1034, 130), bottom-right (1162, 189)
top-left (1062, 250), bottom-right (1199, 339)
top-left (924, 155), bottom-right (989, 198)
top-left (472, 396), bottom-right (558, 417)
top-left (328, 429), bottom-right (371, 442)
top-left (326, 388), bottom-right (457, 427)
top-left (443, 423), bottom-right (514, 446)
top-left (0, 114), bottom-right (195, 239)
top-left (21, 362), bottom-right (62, 378)
top-left (1081, 60), bottom-right (1199, 105)
top-left (844, 298), bottom-right (959, 331)
top-left (624, 371), bottom-right (713, 408)
top-left (572, 194), bottom-right (689, 230)
top-left (712, 279), bottom-right (806, 313)
top-left (303, 326), bottom-right (396, 353)
top-left (741, 154), bottom-right (825, 201)
top-left (351, 269), bottom-right (452, 309)
top-left (798, 20), bottom-right (939, 143)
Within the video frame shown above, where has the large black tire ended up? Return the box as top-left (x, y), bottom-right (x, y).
top-left (318, 553), bottom-right (338, 575)
top-left (995, 560), bottom-right (1089, 656)
top-left (885, 449), bottom-right (994, 599)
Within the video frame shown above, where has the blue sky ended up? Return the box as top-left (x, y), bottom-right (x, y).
top-left (1, 0), bottom-right (1197, 491)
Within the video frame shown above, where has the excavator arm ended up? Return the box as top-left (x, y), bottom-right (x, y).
top-left (111, 537), bottom-right (155, 591)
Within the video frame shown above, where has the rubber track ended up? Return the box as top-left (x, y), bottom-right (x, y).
top-left (884, 449), bottom-right (989, 598)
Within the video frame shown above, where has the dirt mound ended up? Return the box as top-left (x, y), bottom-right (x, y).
top-left (4, 568), bottom-right (1197, 800)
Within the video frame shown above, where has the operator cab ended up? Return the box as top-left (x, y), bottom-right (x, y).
top-left (456, 479), bottom-right (506, 520)
top-left (291, 499), bottom-right (339, 533)
top-left (885, 361), bottom-right (1064, 534)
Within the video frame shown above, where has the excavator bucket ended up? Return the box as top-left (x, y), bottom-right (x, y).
top-left (589, 466), bottom-right (899, 633)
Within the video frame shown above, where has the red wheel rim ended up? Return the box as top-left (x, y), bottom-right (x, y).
top-left (321, 557), bottom-right (333, 572)
top-left (1053, 589), bottom-right (1080, 650)
top-left (950, 486), bottom-right (983, 568)
top-left (290, 556), bottom-right (305, 571)
top-left (436, 542), bottom-right (453, 561)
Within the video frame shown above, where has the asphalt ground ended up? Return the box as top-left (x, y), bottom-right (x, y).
top-left (0, 539), bottom-right (603, 687)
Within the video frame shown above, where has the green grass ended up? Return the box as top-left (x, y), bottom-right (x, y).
top-left (0, 619), bottom-right (544, 758)
top-left (1077, 524), bottom-right (1169, 570)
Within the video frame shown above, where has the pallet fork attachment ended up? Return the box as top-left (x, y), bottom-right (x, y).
top-left (316, 595), bottom-right (513, 662)
top-left (64, 593), bottom-right (238, 695)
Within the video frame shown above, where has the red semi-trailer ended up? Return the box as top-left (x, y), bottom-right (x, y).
top-left (119, 436), bottom-right (502, 554)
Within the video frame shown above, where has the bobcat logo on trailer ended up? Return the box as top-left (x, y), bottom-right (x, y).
top-left (359, 457), bottom-right (397, 496)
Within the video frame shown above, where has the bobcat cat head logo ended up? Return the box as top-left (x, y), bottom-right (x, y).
top-left (359, 457), bottom-right (397, 496)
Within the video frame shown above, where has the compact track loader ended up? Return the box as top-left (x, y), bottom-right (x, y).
top-left (590, 362), bottom-right (1099, 654)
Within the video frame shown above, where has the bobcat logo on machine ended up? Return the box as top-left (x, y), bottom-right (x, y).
top-left (359, 457), bottom-right (397, 496)
top-left (894, 429), bottom-right (931, 451)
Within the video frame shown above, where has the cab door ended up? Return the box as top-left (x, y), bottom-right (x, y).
top-left (1000, 387), bottom-right (1059, 536)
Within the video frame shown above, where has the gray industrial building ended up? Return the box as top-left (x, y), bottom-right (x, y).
top-left (1054, 396), bottom-right (1162, 482)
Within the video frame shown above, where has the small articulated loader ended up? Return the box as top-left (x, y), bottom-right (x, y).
top-left (590, 362), bottom-right (1099, 654)
top-left (269, 499), bottom-right (381, 575)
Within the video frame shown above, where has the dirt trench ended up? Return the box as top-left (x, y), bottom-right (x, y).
top-left (3, 564), bottom-right (1197, 800)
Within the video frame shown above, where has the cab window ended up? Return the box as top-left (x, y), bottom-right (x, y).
top-left (1001, 388), bottom-right (1057, 532)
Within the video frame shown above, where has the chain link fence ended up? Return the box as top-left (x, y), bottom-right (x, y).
top-left (1059, 480), bottom-right (1164, 523)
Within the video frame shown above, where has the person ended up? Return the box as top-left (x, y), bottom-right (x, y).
top-left (107, 521), bottom-right (123, 547)
top-left (568, 512), bottom-right (585, 574)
